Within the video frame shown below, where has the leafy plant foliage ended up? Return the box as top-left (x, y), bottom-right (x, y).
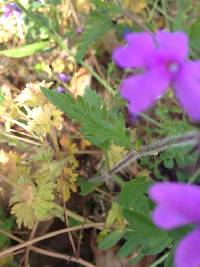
top-left (41, 87), bottom-right (130, 149)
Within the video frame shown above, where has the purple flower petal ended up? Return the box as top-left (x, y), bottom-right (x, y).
top-left (175, 227), bottom-right (200, 267)
top-left (155, 31), bottom-right (189, 62)
top-left (120, 67), bottom-right (170, 114)
top-left (149, 183), bottom-right (200, 229)
top-left (56, 86), bottom-right (65, 93)
top-left (58, 73), bottom-right (70, 83)
top-left (174, 61), bottom-right (200, 121)
top-left (152, 205), bottom-right (190, 230)
top-left (113, 32), bottom-right (155, 68)
top-left (3, 3), bottom-right (21, 18)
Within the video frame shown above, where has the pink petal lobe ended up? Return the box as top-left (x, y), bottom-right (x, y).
top-left (175, 227), bottom-right (200, 267)
top-left (156, 31), bottom-right (189, 61)
top-left (174, 61), bottom-right (200, 121)
top-left (120, 67), bottom-right (169, 114)
top-left (149, 182), bottom-right (200, 228)
top-left (152, 205), bottom-right (189, 230)
top-left (113, 32), bottom-right (155, 68)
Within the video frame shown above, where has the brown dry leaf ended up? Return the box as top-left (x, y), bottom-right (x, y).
top-left (69, 67), bottom-right (91, 97)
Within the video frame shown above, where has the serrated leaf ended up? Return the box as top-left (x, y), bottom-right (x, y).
top-left (10, 161), bottom-right (64, 229)
top-left (0, 41), bottom-right (50, 58)
top-left (77, 177), bottom-right (102, 196)
top-left (120, 177), bottom-right (152, 215)
top-left (76, 12), bottom-right (113, 61)
top-left (41, 87), bottom-right (130, 149)
top-left (98, 229), bottom-right (123, 250)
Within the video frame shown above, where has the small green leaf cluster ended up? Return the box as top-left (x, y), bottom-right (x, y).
top-left (119, 177), bottom-right (172, 264)
top-left (141, 105), bottom-right (197, 181)
top-left (98, 176), bottom-right (191, 265)
top-left (98, 177), bottom-right (173, 264)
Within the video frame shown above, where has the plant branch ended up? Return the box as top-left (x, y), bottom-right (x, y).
top-left (94, 131), bottom-right (199, 182)
top-left (0, 223), bottom-right (104, 258)
top-left (23, 221), bottom-right (39, 267)
top-left (0, 228), bottom-right (96, 267)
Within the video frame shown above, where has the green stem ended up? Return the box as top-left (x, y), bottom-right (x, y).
top-left (188, 168), bottom-right (200, 184)
top-left (147, 0), bottom-right (160, 22)
top-left (160, 0), bottom-right (174, 25)
top-left (149, 252), bottom-right (169, 267)
top-left (138, 112), bottom-right (161, 128)
top-left (104, 148), bottom-right (110, 170)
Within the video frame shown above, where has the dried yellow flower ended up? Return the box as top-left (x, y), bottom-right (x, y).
top-left (15, 81), bottom-right (53, 107)
top-left (27, 103), bottom-right (63, 136)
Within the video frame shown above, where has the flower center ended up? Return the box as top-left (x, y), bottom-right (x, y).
top-left (167, 62), bottom-right (180, 73)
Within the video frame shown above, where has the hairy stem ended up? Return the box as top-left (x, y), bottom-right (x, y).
top-left (95, 131), bottom-right (199, 182)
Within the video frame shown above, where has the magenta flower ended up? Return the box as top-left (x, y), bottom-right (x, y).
top-left (113, 31), bottom-right (200, 121)
top-left (149, 182), bottom-right (200, 267)
top-left (57, 73), bottom-right (71, 83)
top-left (3, 3), bottom-right (21, 18)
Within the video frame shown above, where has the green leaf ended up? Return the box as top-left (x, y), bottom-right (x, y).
top-left (77, 177), bottom-right (102, 196)
top-left (124, 210), bottom-right (164, 241)
top-left (0, 41), bottom-right (50, 58)
top-left (117, 241), bottom-right (137, 258)
top-left (98, 229), bottom-right (123, 250)
top-left (189, 17), bottom-right (200, 51)
top-left (76, 12), bottom-right (113, 61)
top-left (41, 87), bottom-right (130, 149)
top-left (163, 158), bottom-right (174, 169)
top-left (0, 208), bottom-right (13, 248)
top-left (123, 210), bottom-right (172, 255)
top-left (120, 177), bottom-right (152, 215)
